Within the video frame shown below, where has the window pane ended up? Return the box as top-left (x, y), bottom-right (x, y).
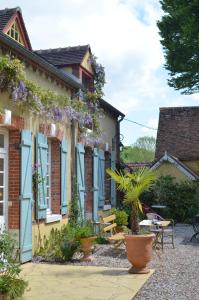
top-left (11, 29), bottom-right (15, 38)
top-left (15, 31), bottom-right (19, 41)
top-left (0, 159), bottom-right (3, 172)
top-left (0, 189), bottom-right (3, 201)
top-left (0, 203), bottom-right (3, 216)
top-left (0, 135), bottom-right (4, 148)
top-left (0, 174), bottom-right (3, 186)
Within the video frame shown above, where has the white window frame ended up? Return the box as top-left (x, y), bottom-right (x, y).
top-left (0, 129), bottom-right (8, 231)
top-left (45, 139), bottom-right (62, 224)
top-left (46, 140), bottom-right (52, 215)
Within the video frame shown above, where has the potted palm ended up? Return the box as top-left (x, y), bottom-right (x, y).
top-left (107, 167), bottom-right (156, 274)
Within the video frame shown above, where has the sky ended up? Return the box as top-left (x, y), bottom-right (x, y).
top-left (1, 0), bottom-right (199, 145)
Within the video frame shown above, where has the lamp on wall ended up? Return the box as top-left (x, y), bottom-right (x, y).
top-left (50, 123), bottom-right (56, 137)
top-left (4, 109), bottom-right (12, 125)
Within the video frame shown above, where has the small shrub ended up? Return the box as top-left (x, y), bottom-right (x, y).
top-left (0, 232), bottom-right (28, 299)
top-left (142, 175), bottom-right (199, 223)
top-left (36, 224), bottom-right (79, 262)
top-left (0, 275), bottom-right (28, 300)
top-left (110, 208), bottom-right (128, 226)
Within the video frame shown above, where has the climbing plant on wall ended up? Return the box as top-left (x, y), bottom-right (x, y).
top-left (0, 55), bottom-right (105, 144)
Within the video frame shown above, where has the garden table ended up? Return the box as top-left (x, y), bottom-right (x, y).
top-left (139, 220), bottom-right (171, 251)
top-left (190, 214), bottom-right (199, 241)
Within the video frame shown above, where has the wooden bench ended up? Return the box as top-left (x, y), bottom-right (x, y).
top-left (102, 214), bottom-right (126, 248)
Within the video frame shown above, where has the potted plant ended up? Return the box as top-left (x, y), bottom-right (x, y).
top-left (107, 167), bottom-right (156, 274)
top-left (0, 232), bottom-right (28, 299)
top-left (76, 221), bottom-right (96, 262)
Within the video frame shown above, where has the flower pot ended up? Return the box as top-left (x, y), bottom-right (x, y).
top-left (80, 236), bottom-right (96, 262)
top-left (0, 294), bottom-right (10, 300)
top-left (125, 233), bottom-right (155, 274)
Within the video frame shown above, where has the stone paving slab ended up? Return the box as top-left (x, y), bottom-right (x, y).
top-left (21, 263), bottom-right (154, 300)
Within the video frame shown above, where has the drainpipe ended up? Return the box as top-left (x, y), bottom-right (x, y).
top-left (116, 114), bottom-right (124, 207)
top-left (116, 115), bottom-right (124, 164)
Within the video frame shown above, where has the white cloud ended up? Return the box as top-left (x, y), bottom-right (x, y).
top-left (141, 118), bottom-right (158, 137)
top-left (1, 0), bottom-right (198, 145)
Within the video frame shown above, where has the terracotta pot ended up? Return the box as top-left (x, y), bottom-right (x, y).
top-left (0, 294), bottom-right (10, 300)
top-left (125, 233), bottom-right (155, 274)
top-left (80, 236), bottom-right (96, 262)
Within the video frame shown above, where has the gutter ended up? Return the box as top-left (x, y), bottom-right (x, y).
top-left (0, 31), bottom-right (82, 90)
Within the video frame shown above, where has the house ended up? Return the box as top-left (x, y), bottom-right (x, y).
top-left (153, 106), bottom-right (199, 182)
top-left (0, 7), bottom-right (124, 262)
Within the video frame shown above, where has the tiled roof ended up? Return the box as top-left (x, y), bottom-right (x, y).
top-left (0, 31), bottom-right (82, 89)
top-left (155, 106), bottom-right (199, 160)
top-left (0, 7), bottom-right (19, 31)
top-left (0, 7), bottom-right (32, 50)
top-left (35, 45), bottom-right (90, 67)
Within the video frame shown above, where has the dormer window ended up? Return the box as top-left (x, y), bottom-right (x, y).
top-left (6, 20), bottom-right (24, 45)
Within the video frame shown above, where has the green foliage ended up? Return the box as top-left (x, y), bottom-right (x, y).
top-left (110, 208), bottom-right (128, 226)
top-left (143, 175), bottom-right (199, 223)
top-left (75, 221), bottom-right (94, 239)
top-left (121, 136), bottom-right (156, 163)
top-left (0, 232), bottom-right (28, 299)
top-left (0, 55), bottom-right (103, 136)
top-left (69, 177), bottom-right (80, 226)
top-left (157, 0), bottom-right (199, 94)
top-left (0, 275), bottom-right (27, 300)
top-left (37, 225), bottom-right (79, 261)
top-left (94, 236), bottom-right (109, 244)
top-left (106, 168), bottom-right (157, 234)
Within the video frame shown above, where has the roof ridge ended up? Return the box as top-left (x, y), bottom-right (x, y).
top-left (35, 44), bottom-right (90, 54)
top-left (0, 7), bottom-right (21, 13)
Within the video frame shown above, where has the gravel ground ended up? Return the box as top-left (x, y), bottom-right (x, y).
top-left (34, 224), bottom-right (199, 300)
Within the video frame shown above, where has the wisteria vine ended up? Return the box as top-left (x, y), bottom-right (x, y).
top-left (0, 55), bottom-right (105, 143)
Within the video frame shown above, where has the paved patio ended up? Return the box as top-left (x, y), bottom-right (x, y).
top-left (21, 263), bottom-right (154, 300)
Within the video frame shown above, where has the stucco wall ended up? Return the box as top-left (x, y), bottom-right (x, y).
top-left (183, 160), bottom-right (199, 176)
top-left (99, 112), bottom-right (116, 151)
top-left (81, 51), bottom-right (93, 74)
top-left (155, 162), bottom-right (191, 182)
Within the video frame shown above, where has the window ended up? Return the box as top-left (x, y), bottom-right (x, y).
top-left (6, 20), bottom-right (24, 45)
top-left (45, 139), bottom-right (62, 223)
top-left (46, 140), bottom-right (51, 215)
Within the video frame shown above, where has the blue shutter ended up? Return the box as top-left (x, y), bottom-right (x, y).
top-left (93, 148), bottom-right (99, 221)
top-left (111, 150), bottom-right (116, 207)
top-left (76, 143), bottom-right (85, 221)
top-left (36, 133), bottom-right (48, 219)
top-left (98, 149), bottom-right (105, 208)
top-left (61, 139), bottom-right (67, 214)
top-left (20, 130), bottom-right (32, 263)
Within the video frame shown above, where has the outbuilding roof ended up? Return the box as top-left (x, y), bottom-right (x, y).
top-left (155, 106), bottom-right (199, 161)
top-left (151, 152), bottom-right (199, 181)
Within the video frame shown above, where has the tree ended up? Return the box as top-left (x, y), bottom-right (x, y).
top-left (107, 168), bottom-right (157, 234)
top-left (134, 136), bottom-right (156, 151)
top-left (157, 0), bottom-right (199, 94)
top-left (121, 136), bottom-right (156, 162)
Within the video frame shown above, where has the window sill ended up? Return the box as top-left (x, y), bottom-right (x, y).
top-left (45, 214), bottom-right (62, 224)
top-left (104, 204), bottom-right (112, 210)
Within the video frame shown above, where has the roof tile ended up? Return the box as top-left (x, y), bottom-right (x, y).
top-left (35, 45), bottom-right (90, 66)
top-left (155, 106), bottom-right (199, 160)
